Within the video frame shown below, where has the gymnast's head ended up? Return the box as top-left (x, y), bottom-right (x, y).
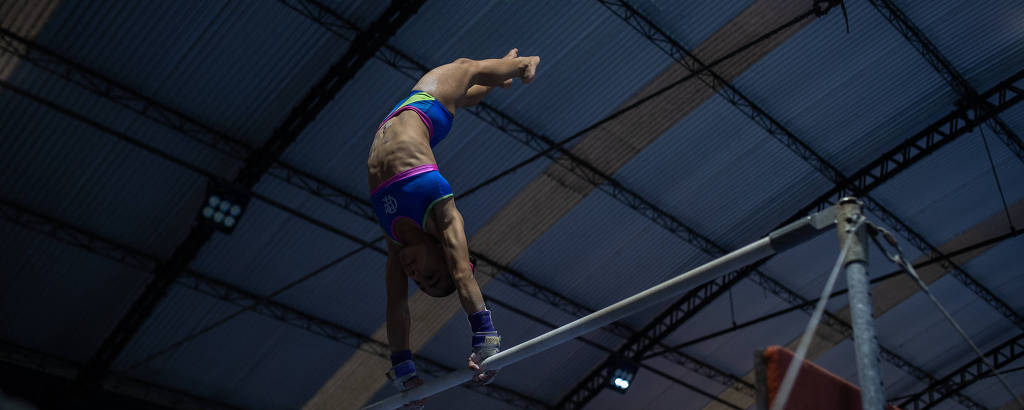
top-left (398, 239), bottom-right (456, 297)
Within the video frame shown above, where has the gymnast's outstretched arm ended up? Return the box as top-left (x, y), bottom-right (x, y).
top-left (383, 243), bottom-right (426, 407)
top-left (430, 198), bottom-right (500, 384)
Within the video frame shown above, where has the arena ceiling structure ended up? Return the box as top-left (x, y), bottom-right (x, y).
top-left (1, 0), bottom-right (1023, 409)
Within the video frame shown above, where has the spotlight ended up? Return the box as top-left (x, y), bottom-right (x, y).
top-left (198, 180), bottom-right (250, 233)
top-left (608, 356), bottom-right (638, 394)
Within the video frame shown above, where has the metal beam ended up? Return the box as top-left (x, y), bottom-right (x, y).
top-left (867, 0), bottom-right (1024, 161)
top-left (0, 339), bottom-right (239, 410)
top-left (555, 2), bottom-right (1016, 408)
top-left (1, 1), bottom-right (752, 401)
top-left (0, 11), bottom-right (621, 344)
top-left (599, 0), bottom-right (1024, 337)
top-left (556, 269), bottom-right (757, 409)
top-left (0, 31), bottom-right (739, 402)
top-left (80, 0), bottom-right (426, 385)
top-left (790, 68), bottom-right (1024, 217)
top-left (282, 0), bottom-right (780, 394)
top-left (0, 198), bottom-right (547, 409)
top-left (899, 333), bottom-right (1024, 410)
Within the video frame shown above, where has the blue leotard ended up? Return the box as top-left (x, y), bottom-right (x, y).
top-left (378, 90), bottom-right (454, 147)
top-left (370, 164), bottom-right (453, 245)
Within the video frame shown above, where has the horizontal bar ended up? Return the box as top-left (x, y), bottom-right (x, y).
top-left (363, 210), bottom-right (837, 409)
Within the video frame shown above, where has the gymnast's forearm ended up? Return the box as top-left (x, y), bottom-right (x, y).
top-left (453, 272), bottom-right (487, 315)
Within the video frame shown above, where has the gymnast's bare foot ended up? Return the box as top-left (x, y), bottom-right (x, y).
top-left (501, 48), bottom-right (518, 88)
top-left (522, 55), bottom-right (540, 84)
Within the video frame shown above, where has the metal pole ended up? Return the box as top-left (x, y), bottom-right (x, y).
top-left (363, 209), bottom-right (838, 410)
top-left (837, 198), bottom-right (885, 410)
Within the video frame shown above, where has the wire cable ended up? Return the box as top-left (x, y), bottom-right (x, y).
top-left (770, 215), bottom-right (865, 410)
top-left (868, 223), bottom-right (1024, 410)
top-left (460, 7), bottom-right (819, 198)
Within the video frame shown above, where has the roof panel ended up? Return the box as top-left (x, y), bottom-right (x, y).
top-left (870, 128), bottom-right (1024, 246)
top-left (192, 175), bottom-right (381, 297)
top-left (895, 0), bottom-right (1024, 92)
top-left (730, 0), bottom-right (956, 176)
top-left (627, 0), bottom-right (756, 49)
top-left (874, 274), bottom-right (1012, 377)
top-left (389, 0), bottom-right (675, 144)
top-left (613, 94), bottom-right (834, 251)
top-left (117, 285), bottom-right (360, 410)
top-left (0, 219), bottom-right (148, 363)
top-left (0, 65), bottom-right (216, 259)
top-left (35, 1), bottom-right (346, 146)
top-left (510, 191), bottom-right (715, 318)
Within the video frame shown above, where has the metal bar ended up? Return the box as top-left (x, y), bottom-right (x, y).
top-left (367, 213), bottom-right (838, 410)
top-left (276, 0), bottom-right (764, 393)
top-left (79, 0), bottom-right (427, 385)
top-left (595, 5), bottom-right (1016, 407)
top-left (867, 0), bottom-right (1024, 161)
top-left (601, 0), bottom-right (1024, 337)
top-left (839, 202), bottom-right (885, 410)
top-left (646, 227), bottom-right (1024, 359)
top-left (365, 235), bottom-right (784, 410)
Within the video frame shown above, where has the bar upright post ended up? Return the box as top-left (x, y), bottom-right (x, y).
top-left (837, 197), bottom-right (885, 410)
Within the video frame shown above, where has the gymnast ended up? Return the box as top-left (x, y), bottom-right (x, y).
top-left (367, 49), bottom-right (540, 405)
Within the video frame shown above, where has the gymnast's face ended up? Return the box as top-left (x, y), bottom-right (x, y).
top-left (398, 241), bottom-right (455, 297)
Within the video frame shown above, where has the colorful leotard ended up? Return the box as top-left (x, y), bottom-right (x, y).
top-left (370, 164), bottom-right (454, 245)
top-left (378, 90), bottom-right (454, 148)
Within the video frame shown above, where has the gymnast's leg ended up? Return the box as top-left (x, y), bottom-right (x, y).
top-left (412, 49), bottom-right (539, 111)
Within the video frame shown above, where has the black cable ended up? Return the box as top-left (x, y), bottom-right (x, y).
top-left (125, 238), bottom-right (382, 370)
top-left (980, 126), bottom-right (1016, 230)
top-left (459, 7), bottom-right (818, 198)
top-left (869, 223), bottom-right (1024, 410)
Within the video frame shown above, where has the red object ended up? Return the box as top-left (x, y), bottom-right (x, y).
top-left (756, 346), bottom-right (901, 410)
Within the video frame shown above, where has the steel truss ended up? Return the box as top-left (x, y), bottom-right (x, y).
top-left (0, 18), bottom-right (733, 405)
top-left (552, 1), bottom-right (1020, 408)
top-left (899, 333), bottom-right (1024, 410)
top-left (598, 0), bottom-right (1024, 336)
top-left (285, 2), bottom-right (995, 408)
top-left (556, 269), bottom-right (756, 409)
top-left (282, 0), bottom-right (774, 396)
top-left (0, 340), bottom-right (240, 410)
top-left (792, 68), bottom-right (1024, 217)
top-left (867, 0), bottom-right (1024, 162)
top-left (0, 199), bottom-right (546, 409)
top-left (80, 0), bottom-right (427, 385)
top-left (0, 0), bottom-right (755, 401)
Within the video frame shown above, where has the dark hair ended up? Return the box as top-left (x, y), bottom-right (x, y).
top-left (424, 254), bottom-right (474, 298)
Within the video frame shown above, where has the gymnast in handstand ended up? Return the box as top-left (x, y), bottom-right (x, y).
top-left (367, 49), bottom-right (539, 405)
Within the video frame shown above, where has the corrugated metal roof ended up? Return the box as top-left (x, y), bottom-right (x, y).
top-left (896, 0), bottom-right (1024, 91)
top-left (611, 94), bottom-right (835, 250)
top-left (0, 218), bottom-right (148, 363)
top-left (871, 128), bottom-right (1024, 245)
top-left (116, 286), bottom-right (359, 409)
top-left (3, 0), bottom-right (1022, 409)
top-left (730, 0), bottom-right (957, 176)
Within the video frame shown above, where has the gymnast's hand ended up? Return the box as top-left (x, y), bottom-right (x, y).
top-left (400, 378), bottom-right (425, 410)
top-left (467, 310), bottom-right (501, 384)
top-left (386, 350), bottom-right (426, 409)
